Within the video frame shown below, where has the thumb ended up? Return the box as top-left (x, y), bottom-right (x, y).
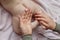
top-left (31, 20), bottom-right (39, 29)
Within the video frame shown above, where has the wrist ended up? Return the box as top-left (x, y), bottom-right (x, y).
top-left (50, 22), bottom-right (56, 30)
top-left (23, 30), bottom-right (32, 36)
top-left (20, 25), bottom-right (32, 35)
top-left (23, 33), bottom-right (32, 36)
top-left (31, 20), bottom-right (39, 29)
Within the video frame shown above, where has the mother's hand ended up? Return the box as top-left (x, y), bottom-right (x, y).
top-left (34, 12), bottom-right (56, 30)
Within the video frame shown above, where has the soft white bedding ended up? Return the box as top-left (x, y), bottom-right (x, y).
top-left (0, 0), bottom-right (60, 40)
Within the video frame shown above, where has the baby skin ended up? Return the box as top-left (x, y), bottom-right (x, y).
top-left (0, 0), bottom-right (43, 35)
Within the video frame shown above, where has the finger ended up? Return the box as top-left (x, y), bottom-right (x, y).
top-left (31, 20), bottom-right (39, 29)
top-left (35, 11), bottom-right (46, 17)
top-left (35, 15), bottom-right (45, 18)
top-left (34, 11), bottom-right (42, 15)
top-left (40, 25), bottom-right (47, 30)
top-left (35, 12), bottom-right (48, 18)
top-left (35, 18), bottom-right (48, 24)
top-left (40, 21), bottom-right (49, 28)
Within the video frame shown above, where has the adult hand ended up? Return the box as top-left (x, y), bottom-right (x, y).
top-left (34, 12), bottom-right (56, 30)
